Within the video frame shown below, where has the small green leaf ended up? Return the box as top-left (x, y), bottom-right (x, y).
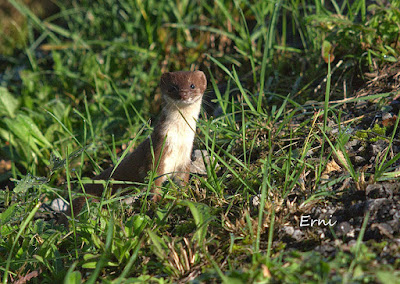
top-left (18, 114), bottom-right (52, 148)
top-left (82, 254), bottom-right (100, 269)
top-left (0, 87), bottom-right (19, 117)
top-left (147, 230), bottom-right (168, 259)
top-left (13, 174), bottom-right (48, 193)
top-left (0, 203), bottom-right (18, 224)
top-left (33, 254), bottom-right (45, 264)
top-left (83, 253), bottom-right (98, 261)
top-left (82, 262), bottom-right (97, 269)
top-left (180, 201), bottom-right (213, 243)
top-left (3, 114), bottom-right (52, 160)
top-left (64, 271), bottom-right (82, 284)
top-left (383, 55), bottom-right (398, 62)
top-left (64, 262), bottom-right (81, 284)
top-left (126, 214), bottom-right (149, 236)
top-left (91, 234), bottom-right (104, 249)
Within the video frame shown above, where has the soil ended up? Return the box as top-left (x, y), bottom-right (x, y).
top-left (275, 61), bottom-right (400, 265)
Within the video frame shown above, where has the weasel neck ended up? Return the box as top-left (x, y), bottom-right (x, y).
top-left (161, 98), bottom-right (202, 133)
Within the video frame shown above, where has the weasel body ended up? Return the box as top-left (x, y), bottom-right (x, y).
top-left (69, 71), bottom-right (207, 216)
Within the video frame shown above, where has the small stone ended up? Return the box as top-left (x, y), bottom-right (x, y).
top-left (336, 222), bottom-right (352, 237)
top-left (330, 126), bottom-right (339, 135)
top-left (365, 198), bottom-right (390, 212)
top-left (315, 244), bottom-right (335, 256)
top-left (51, 198), bottom-right (68, 213)
top-left (292, 229), bottom-right (303, 241)
top-left (190, 149), bottom-right (215, 175)
top-left (366, 184), bottom-right (393, 199)
top-left (371, 223), bottom-right (394, 238)
top-left (347, 229), bottom-right (356, 238)
top-left (122, 196), bottom-right (139, 205)
top-left (382, 112), bottom-right (393, 121)
top-left (354, 156), bottom-right (366, 165)
top-left (348, 240), bottom-right (357, 247)
top-left (371, 140), bottom-right (387, 156)
top-left (282, 225), bottom-right (295, 236)
top-left (306, 149), bottom-right (315, 157)
top-left (346, 139), bottom-right (360, 149)
top-left (251, 194), bottom-right (262, 207)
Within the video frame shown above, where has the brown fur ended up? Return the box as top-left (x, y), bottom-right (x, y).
top-left (67, 71), bottom-right (207, 218)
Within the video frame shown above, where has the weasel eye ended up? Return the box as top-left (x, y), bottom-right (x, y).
top-left (190, 84), bottom-right (196, 89)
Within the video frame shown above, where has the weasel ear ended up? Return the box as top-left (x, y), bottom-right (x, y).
top-left (194, 70), bottom-right (207, 89)
top-left (194, 70), bottom-right (205, 77)
top-left (194, 70), bottom-right (205, 80)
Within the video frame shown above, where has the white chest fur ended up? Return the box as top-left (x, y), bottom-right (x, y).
top-left (160, 100), bottom-right (201, 177)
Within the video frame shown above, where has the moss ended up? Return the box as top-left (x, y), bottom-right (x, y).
top-left (355, 124), bottom-right (386, 142)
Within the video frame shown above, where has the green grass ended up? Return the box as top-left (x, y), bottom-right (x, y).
top-left (1, 0), bottom-right (400, 282)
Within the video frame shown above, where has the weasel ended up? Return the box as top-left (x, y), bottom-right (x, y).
top-left (67, 70), bottom-right (207, 217)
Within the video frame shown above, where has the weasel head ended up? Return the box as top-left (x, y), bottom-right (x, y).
top-left (160, 71), bottom-right (207, 107)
